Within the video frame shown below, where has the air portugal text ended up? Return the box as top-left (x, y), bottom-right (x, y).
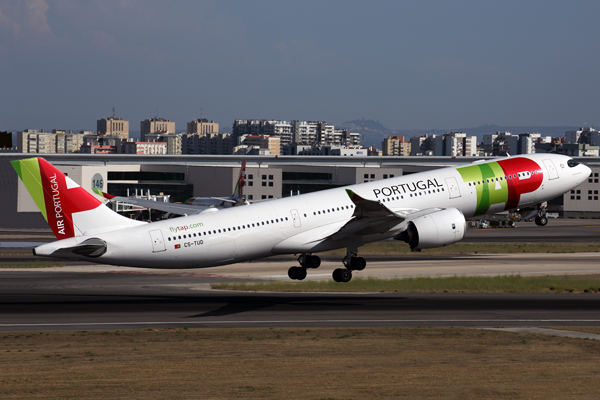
top-left (50, 173), bottom-right (66, 235)
top-left (373, 178), bottom-right (443, 199)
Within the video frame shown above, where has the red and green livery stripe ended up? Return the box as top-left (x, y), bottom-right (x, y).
top-left (457, 157), bottom-right (543, 215)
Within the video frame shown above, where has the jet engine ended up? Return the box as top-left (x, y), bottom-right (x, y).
top-left (395, 208), bottom-right (466, 249)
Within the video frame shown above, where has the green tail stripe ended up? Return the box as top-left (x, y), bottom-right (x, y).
top-left (11, 158), bottom-right (48, 222)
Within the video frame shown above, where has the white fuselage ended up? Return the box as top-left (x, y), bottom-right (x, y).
top-left (36, 154), bottom-right (590, 269)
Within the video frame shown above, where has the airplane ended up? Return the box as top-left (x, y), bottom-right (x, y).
top-left (92, 160), bottom-right (248, 217)
top-left (11, 153), bottom-right (591, 282)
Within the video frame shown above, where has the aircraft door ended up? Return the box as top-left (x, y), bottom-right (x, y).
top-left (445, 177), bottom-right (462, 199)
top-left (290, 209), bottom-right (301, 228)
top-left (149, 230), bottom-right (166, 253)
top-left (542, 159), bottom-right (559, 180)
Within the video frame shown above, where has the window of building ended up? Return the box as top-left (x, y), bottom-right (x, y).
top-left (269, 175), bottom-right (273, 180)
top-left (262, 195), bottom-right (266, 199)
top-left (577, 196), bottom-right (581, 200)
top-left (383, 174), bottom-right (388, 179)
top-left (262, 175), bottom-right (267, 180)
top-left (248, 195), bottom-right (253, 200)
top-left (262, 182), bottom-right (266, 187)
top-left (248, 181), bottom-right (253, 186)
top-left (268, 195), bottom-right (273, 198)
top-left (364, 174), bottom-right (368, 178)
top-left (248, 174), bottom-right (253, 179)
top-left (268, 182), bottom-right (273, 187)
top-left (370, 174), bottom-right (375, 179)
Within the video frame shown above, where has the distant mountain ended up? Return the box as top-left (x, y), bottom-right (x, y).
top-left (336, 119), bottom-right (399, 148)
top-left (336, 120), bottom-right (581, 148)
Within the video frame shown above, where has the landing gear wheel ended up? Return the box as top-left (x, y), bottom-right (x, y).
top-left (332, 268), bottom-right (352, 283)
top-left (534, 216), bottom-right (548, 226)
top-left (288, 266), bottom-right (307, 280)
top-left (305, 255), bottom-right (321, 269)
top-left (299, 254), bottom-right (321, 269)
top-left (349, 257), bottom-right (366, 271)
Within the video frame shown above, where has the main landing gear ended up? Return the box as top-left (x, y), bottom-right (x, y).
top-left (287, 253), bottom-right (321, 280)
top-left (287, 252), bottom-right (367, 283)
top-left (332, 253), bottom-right (366, 283)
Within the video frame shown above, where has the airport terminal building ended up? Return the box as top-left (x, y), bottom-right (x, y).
top-left (2, 154), bottom-right (599, 230)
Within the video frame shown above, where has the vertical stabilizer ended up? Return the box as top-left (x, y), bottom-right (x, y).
top-left (233, 160), bottom-right (246, 198)
top-left (11, 157), bottom-right (144, 239)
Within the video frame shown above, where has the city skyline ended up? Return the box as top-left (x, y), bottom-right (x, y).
top-left (1, 1), bottom-right (599, 132)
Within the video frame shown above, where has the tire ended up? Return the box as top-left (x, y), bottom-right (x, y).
top-left (339, 269), bottom-right (352, 283)
top-left (535, 216), bottom-right (548, 226)
top-left (332, 268), bottom-right (343, 282)
top-left (295, 267), bottom-right (307, 281)
top-left (349, 257), bottom-right (366, 271)
top-left (288, 266), bottom-right (298, 280)
top-left (306, 255), bottom-right (321, 269)
top-left (538, 216), bottom-right (548, 226)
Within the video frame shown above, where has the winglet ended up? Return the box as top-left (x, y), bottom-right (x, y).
top-left (92, 188), bottom-right (116, 200)
top-left (345, 189), bottom-right (367, 204)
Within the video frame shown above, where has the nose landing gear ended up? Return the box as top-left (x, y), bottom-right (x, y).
top-left (534, 202), bottom-right (548, 226)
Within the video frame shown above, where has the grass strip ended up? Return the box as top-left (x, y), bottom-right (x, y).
top-left (0, 261), bottom-right (64, 269)
top-left (211, 274), bottom-right (600, 293)
top-left (1, 327), bottom-right (600, 399)
top-left (323, 241), bottom-right (600, 255)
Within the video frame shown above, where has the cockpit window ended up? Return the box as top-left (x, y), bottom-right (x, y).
top-left (567, 159), bottom-right (579, 168)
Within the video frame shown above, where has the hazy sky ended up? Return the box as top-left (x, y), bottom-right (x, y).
top-left (1, 0), bottom-right (599, 132)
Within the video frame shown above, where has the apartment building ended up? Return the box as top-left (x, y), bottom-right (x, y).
top-left (97, 117), bottom-right (129, 141)
top-left (187, 119), bottom-right (219, 134)
top-left (382, 136), bottom-right (411, 156)
top-left (140, 117), bottom-right (175, 141)
top-left (17, 129), bottom-right (85, 153)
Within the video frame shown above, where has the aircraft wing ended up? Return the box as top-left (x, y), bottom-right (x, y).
top-left (329, 189), bottom-right (442, 240)
top-left (92, 189), bottom-right (215, 215)
top-left (109, 196), bottom-right (215, 215)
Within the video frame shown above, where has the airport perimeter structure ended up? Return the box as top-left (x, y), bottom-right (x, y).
top-left (2, 154), bottom-right (599, 229)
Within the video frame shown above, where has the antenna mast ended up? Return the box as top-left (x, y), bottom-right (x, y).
top-left (362, 116), bottom-right (365, 147)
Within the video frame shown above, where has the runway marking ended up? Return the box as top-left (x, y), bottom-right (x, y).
top-left (2, 319), bottom-right (600, 328)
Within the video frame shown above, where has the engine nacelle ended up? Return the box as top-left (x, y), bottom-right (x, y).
top-left (396, 208), bottom-right (466, 249)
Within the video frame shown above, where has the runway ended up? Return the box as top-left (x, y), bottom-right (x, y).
top-left (1, 219), bottom-right (599, 332)
top-left (1, 270), bottom-right (600, 332)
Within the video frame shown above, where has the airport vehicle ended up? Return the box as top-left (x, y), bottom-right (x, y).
top-left (11, 154), bottom-right (590, 282)
top-left (93, 160), bottom-right (248, 217)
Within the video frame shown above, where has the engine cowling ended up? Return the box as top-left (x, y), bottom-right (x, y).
top-left (396, 208), bottom-right (466, 249)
